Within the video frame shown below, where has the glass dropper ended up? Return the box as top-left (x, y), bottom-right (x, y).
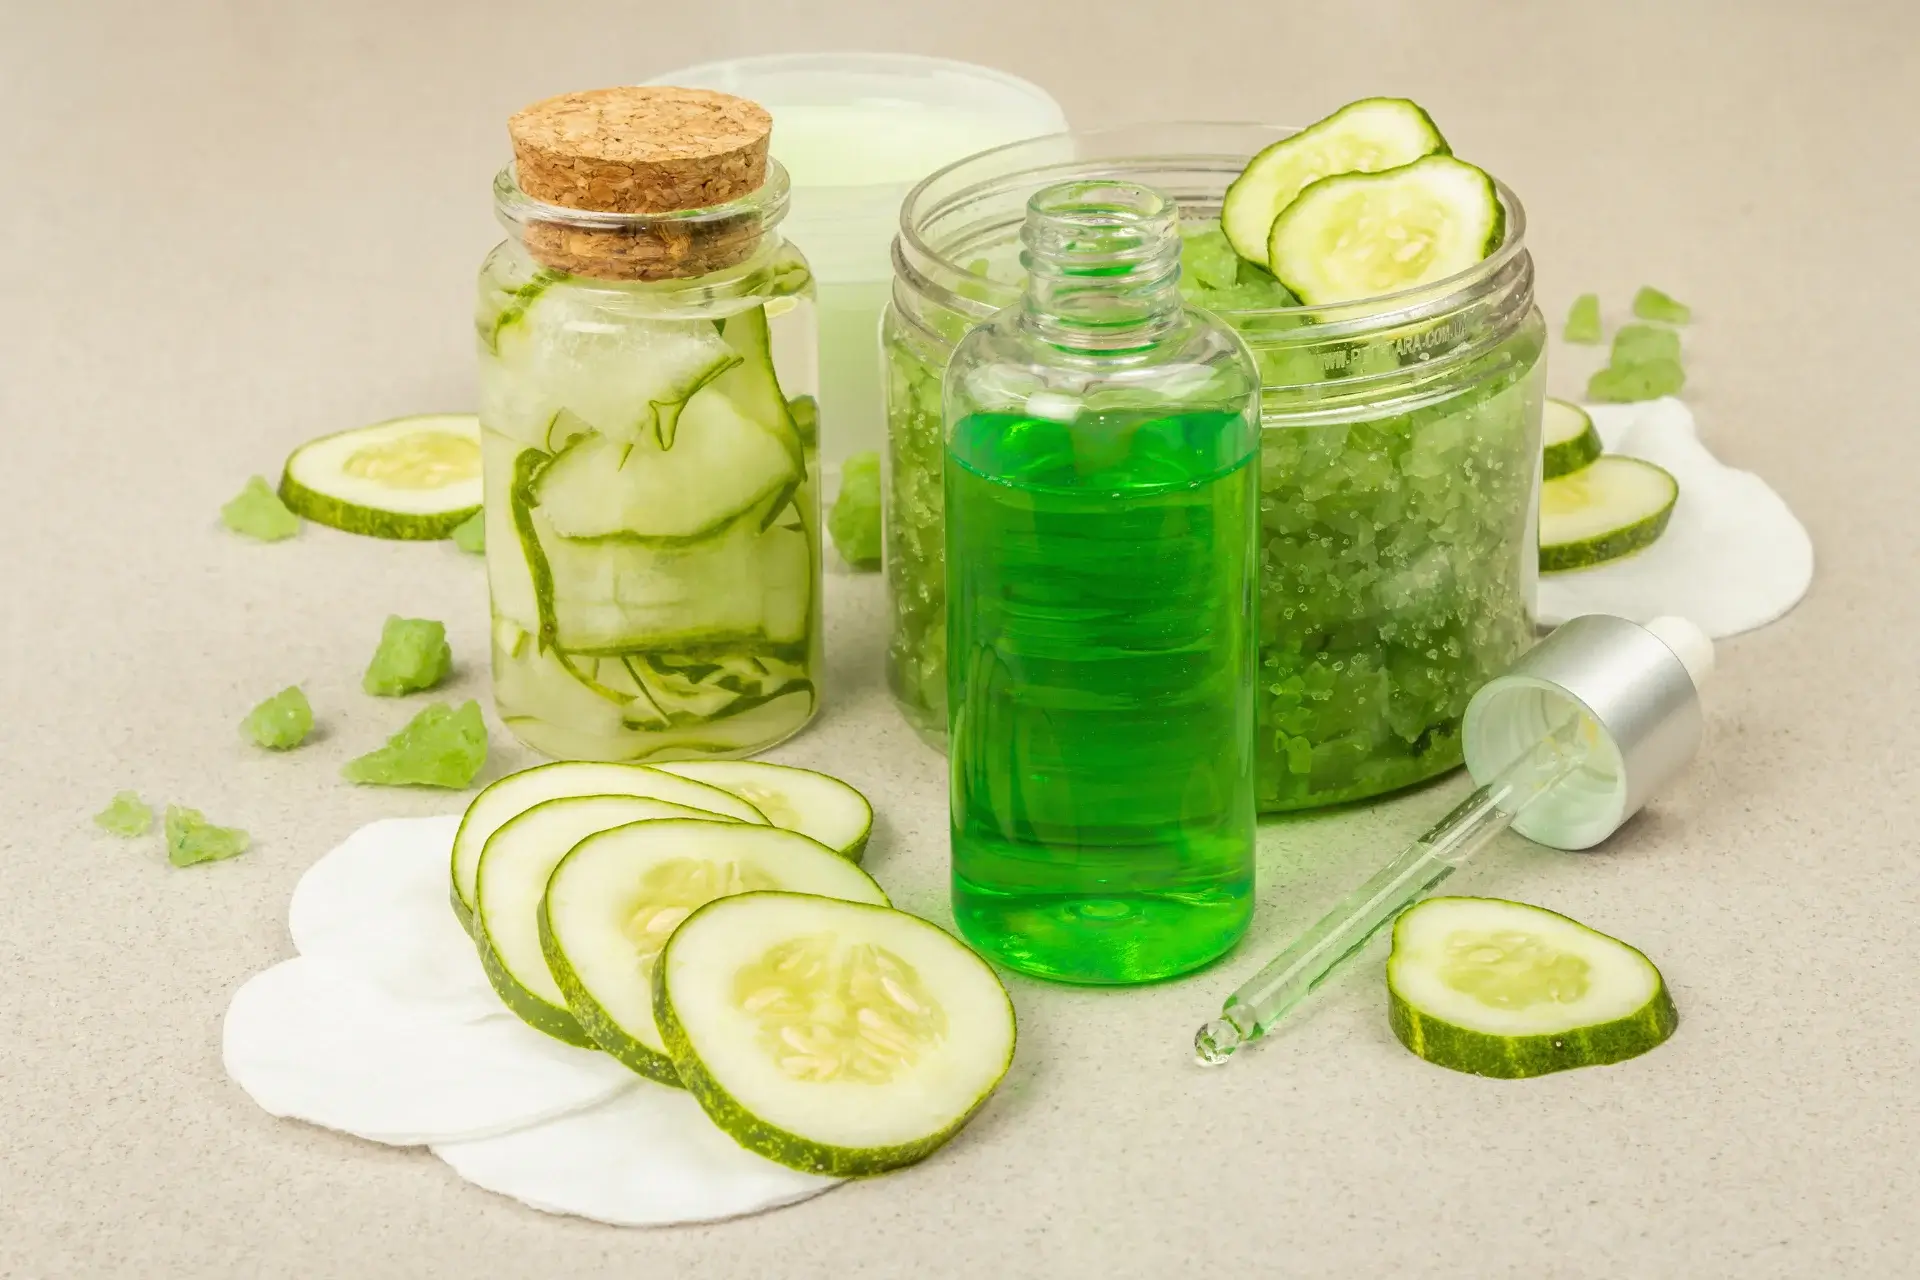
top-left (1192, 612), bottom-right (1715, 1068)
top-left (1193, 713), bottom-right (1592, 1064)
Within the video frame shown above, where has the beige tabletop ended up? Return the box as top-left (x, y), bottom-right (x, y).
top-left (4, 2), bottom-right (1917, 1276)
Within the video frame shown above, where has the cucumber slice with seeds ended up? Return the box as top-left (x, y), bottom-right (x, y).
top-left (1387, 896), bottom-right (1678, 1078)
top-left (656, 892), bottom-right (1016, 1176)
top-left (279, 414), bottom-right (482, 540)
top-left (1222, 98), bottom-right (1449, 266)
top-left (450, 761), bottom-right (767, 930)
top-left (476, 796), bottom-right (732, 1044)
top-left (654, 761), bottom-right (873, 862)
top-left (1541, 397), bottom-right (1603, 479)
top-left (1539, 455), bottom-right (1678, 572)
top-left (1267, 155), bottom-right (1503, 306)
top-left (539, 821), bottom-right (888, 1085)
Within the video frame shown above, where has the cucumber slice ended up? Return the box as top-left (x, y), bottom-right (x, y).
top-left (653, 761), bottom-right (873, 863)
top-left (1221, 98), bottom-right (1449, 266)
top-left (508, 686), bottom-right (816, 764)
top-left (450, 761), bottom-right (767, 929)
top-left (532, 394), bottom-right (798, 542)
top-left (491, 289), bottom-right (744, 446)
top-left (476, 796), bottom-right (732, 1044)
top-left (279, 414), bottom-right (483, 540)
top-left (1539, 455), bottom-right (1678, 572)
top-left (1266, 155), bottom-right (1504, 306)
top-left (1387, 896), bottom-right (1678, 1078)
top-left (539, 821), bottom-right (889, 1085)
top-left (707, 306), bottom-right (802, 466)
top-left (656, 892), bottom-right (1017, 1176)
top-left (1540, 397), bottom-right (1603, 479)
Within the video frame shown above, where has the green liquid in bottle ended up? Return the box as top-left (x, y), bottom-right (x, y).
top-left (946, 406), bottom-right (1259, 984)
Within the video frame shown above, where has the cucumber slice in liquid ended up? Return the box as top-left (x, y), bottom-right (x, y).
top-left (1266, 155), bottom-right (1504, 306)
top-left (1539, 454), bottom-right (1678, 572)
top-left (1221, 97), bottom-right (1449, 266)
top-left (1540, 397), bottom-right (1604, 480)
top-left (655, 892), bottom-right (1017, 1175)
top-left (654, 761), bottom-right (874, 862)
top-left (475, 796), bottom-right (733, 1044)
top-left (540, 821), bottom-right (888, 1085)
top-left (1387, 896), bottom-right (1677, 1078)
top-left (279, 414), bottom-right (482, 540)
top-left (449, 761), bottom-right (767, 928)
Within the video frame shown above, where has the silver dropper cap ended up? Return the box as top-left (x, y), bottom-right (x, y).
top-left (1462, 614), bottom-right (1711, 851)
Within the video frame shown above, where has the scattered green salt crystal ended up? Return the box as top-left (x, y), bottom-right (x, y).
top-left (828, 452), bottom-right (882, 570)
top-left (1180, 223), bottom-right (1243, 292)
top-left (1587, 357), bottom-right (1686, 403)
top-left (1632, 286), bottom-right (1692, 325)
top-left (342, 700), bottom-right (487, 789)
top-left (243, 685), bottom-right (314, 750)
top-left (165, 805), bottom-right (251, 867)
top-left (1563, 293), bottom-right (1602, 344)
top-left (94, 791), bottom-right (153, 837)
top-left (451, 511), bottom-right (486, 554)
top-left (220, 476), bottom-right (300, 542)
top-left (1611, 323), bottom-right (1681, 368)
top-left (362, 616), bottom-right (453, 696)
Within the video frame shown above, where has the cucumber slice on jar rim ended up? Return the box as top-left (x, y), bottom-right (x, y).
top-left (654, 761), bottom-right (873, 863)
top-left (1221, 98), bottom-right (1450, 266)
top-left (278, 414), bottom-right (482, 540)
top-left (474, 796), bottom-right (726, 1044)
top-left (1387, 896), bottom-right (1677, 1078)
top-left (1266, 155), bottom-right (1504, 306)
top-left (448, 760), bottom-right (768, 929)
top-left (656, 892), bottom-right (1017, 1176)
top-left (1539, 455), bottom-right (1678, 572)
top-left (1540, 397), bottom-right (1604, 479)
top-left (539, 821), bottom-right (888, 1086)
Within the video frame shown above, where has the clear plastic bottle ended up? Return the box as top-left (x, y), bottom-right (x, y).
top-left (477, 87), bottom-right (821, 764)
top-left (943, 181), bottom-right (1261, 985)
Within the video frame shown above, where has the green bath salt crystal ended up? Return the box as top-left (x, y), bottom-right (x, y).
top-left (1563, 293), bottom-right (1602, 344)
top-left (1632, 286), bottom-right (1692, 325)
top-left (165, 806), bottom-right (251, 867)
top-left (221, 476), bottom-right (300, 542)
top-left (362, 616), bottom-right (453, 696)
top-left (1610, 323), bottom-right (1681, 368)
top-left (1180, 223), bottom-right (1243, 291)
top-left (343, 699), bottom-right (487, 788)
top-left (94, 791), bottom-right (153, 837)
top-left (242, 685), bottom-right (314, 750)
top-left (828, 452), bottom-right (882, 569)
top-left (1587, 357), bottom-right (1686, 403)
top-left (451, 510), bottom-right (486, 554)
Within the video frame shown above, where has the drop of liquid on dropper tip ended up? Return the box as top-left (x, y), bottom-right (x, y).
top-left (1193, 1019), bottom-right (1242, 1066)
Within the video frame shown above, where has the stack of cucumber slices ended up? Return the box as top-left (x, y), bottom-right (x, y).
top-left (1219, 98), bottom-right (1504, 304)
top-left (449, 759), bottom-right (1016, 1178)
top-left (1538, 397), bottom-right (1680, 572)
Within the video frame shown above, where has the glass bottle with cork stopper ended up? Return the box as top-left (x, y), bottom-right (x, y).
top-left (477, 86), bottom-right (821, 763)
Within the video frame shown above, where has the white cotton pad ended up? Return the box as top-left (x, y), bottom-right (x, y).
top-left (287, 815), bottom-right (496, 1019)
top-left (1537, 397), bottom-right (1813, 638)
top-left (223, 955), bottom-right (634, 1146)
top-left (432, 1084), bottom-right (839, 1226)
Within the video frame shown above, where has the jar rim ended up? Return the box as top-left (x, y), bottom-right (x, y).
top-left (895, 122), bottom-right (1529, 334)
top-left (493, 157), bottom-right (792, 235)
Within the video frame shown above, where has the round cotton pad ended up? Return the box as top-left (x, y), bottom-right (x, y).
top-left (1538, 398), bottom-right (1812, 637)
top-left (222, 955), bottom-right (633, 1145)
top-left (432, 1084), bottom-right (839, 1226)
top-left (288, 815), bottom-right (497, 1018)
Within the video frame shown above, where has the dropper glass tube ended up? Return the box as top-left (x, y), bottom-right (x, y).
top-left (1194, 711), bottom-right (1594, 1065)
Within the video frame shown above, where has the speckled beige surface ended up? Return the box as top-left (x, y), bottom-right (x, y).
top-left (3, 2), bottom-right (1917, 1276)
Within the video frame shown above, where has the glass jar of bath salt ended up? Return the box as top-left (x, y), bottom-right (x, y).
top-left (478, 86), bottom-right (820, 763)
top-left (884, 123), bottom-right (1544, 812)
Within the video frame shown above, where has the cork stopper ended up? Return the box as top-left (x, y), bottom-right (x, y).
top-left (505, 86), bottom-right (774, 281)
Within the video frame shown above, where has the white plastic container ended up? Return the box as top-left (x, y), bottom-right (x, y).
top-left (646, 54), bottom-right (1068, 465)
